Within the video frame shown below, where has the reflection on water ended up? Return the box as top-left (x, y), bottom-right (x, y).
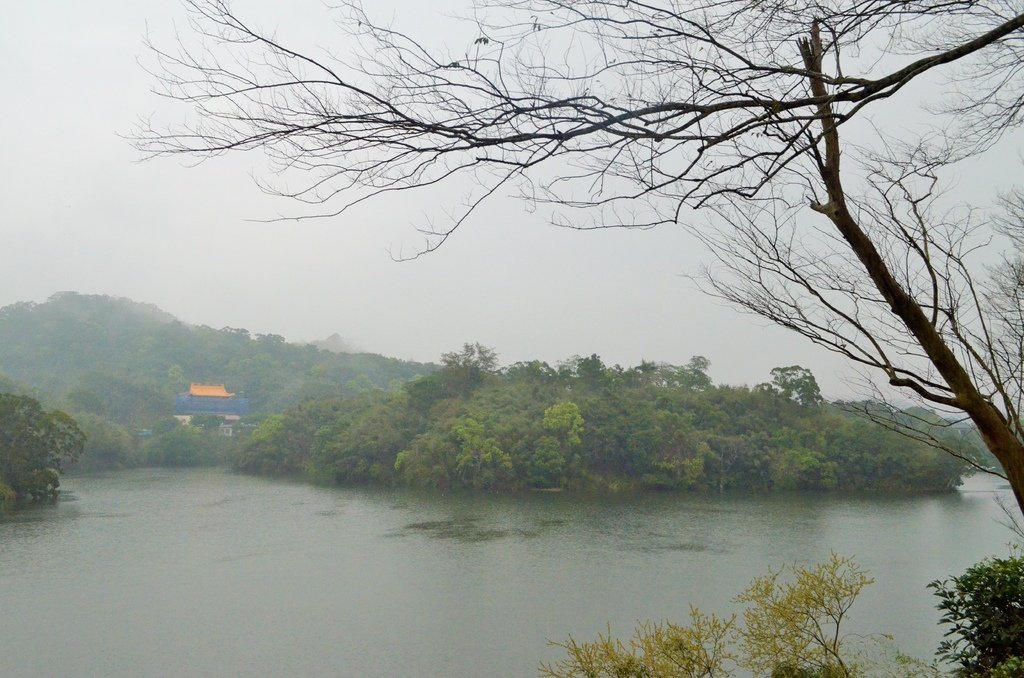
top-left (395, 516), bottom-right (550, 542)
top-left (0, 469), bottom-right (1014, 678)
top-left (634, 540), bottom-right (710, 553)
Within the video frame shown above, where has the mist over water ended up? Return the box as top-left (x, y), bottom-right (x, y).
top-left (0, 470), bottom-right (1013, 677)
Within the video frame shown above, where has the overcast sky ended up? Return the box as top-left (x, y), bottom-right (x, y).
top-left (1, 1), bottom-right (1018, 397)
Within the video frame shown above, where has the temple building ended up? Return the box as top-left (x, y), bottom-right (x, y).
top-left (175, 383), bottom-right (251, 417)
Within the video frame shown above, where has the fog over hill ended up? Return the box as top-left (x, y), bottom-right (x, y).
top-left (311, 333), bottom-right (360, 354)
top-left (0, 292), bottom-right (437, 423)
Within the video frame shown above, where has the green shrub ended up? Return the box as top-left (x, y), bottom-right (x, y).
top-left (771, 666), bottom-right (845, 678)
top-left (988, 657), bottom-right (1024, 678)
top-left (0, 481), bottom-right (16, 506)
top-left (930, 556), bottom-right (1024, 675)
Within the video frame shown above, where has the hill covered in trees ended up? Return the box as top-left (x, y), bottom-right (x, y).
top-left (236, 344), bottom-right (974, 493)
top-left (0, 293), bottom-right (437, 470)
top-left (0, 292), bottom-right (436, 420)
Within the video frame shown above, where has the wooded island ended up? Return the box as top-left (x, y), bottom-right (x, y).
top-left (0, 294), bottom-right (978, 502)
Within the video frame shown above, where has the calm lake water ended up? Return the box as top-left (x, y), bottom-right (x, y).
top-left (0, 469), bottom-right (1016, 677)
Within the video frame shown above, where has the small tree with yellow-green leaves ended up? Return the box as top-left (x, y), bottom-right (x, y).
top-left (541, 554), bottom-right (936, 678)
top-left (737, 555), bottom-right (871, 677)
top-left (541, 609), bottom-right (737, 678)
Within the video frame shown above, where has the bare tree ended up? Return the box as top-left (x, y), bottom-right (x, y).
top-left (135, 0), bottom-right (1024, 512)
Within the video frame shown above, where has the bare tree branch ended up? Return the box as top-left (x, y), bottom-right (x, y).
top-left (134, 0), bottom-right (1024, 514)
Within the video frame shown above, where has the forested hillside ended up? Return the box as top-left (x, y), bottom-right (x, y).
top-left (0, 293), bottom-right (437, 471)
top-left (0, 292), bottom-right (436, 421)
top-left (237, 345), bottom-right (974, 493)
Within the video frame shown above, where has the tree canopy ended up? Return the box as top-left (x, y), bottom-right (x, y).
top-left (0, 394), bottom-right (84, 503)
top-left (235, 351), bottom-right (970, 493)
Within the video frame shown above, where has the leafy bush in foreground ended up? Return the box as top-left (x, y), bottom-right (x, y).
top-left (931, 555), bottom-right (1024, 675)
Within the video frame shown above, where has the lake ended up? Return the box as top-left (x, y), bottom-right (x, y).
top-left (0, 469), bottom-right (1015, 677)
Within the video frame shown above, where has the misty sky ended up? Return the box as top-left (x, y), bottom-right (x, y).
top-left (2, 1), bottom-right (1018, 397)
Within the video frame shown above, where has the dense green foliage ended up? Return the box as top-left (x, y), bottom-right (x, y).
top-left (0, 393), bottom-right (84, 503)
top-left (931, 555), bottom-right (1024, 675)
top-left (236, 347), bottom-right (968, 492)
top-left (0, 292), bottom-right (437, 425)
top-left (70, 413), bottom-right (139, 471)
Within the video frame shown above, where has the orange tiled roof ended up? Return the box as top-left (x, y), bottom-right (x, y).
top-left (189, 383), bottom-right (234, 397)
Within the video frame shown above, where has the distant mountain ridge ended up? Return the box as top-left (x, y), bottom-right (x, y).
top-left (0, 292), bottom-right (437, 425)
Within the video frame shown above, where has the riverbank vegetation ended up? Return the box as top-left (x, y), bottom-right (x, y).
top-left (235, 344), bottom-right (974, 493)
top-left (0, 393), bottom-right (84, 507)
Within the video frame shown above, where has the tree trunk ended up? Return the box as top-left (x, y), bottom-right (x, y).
top-left (978, 425), bottom-right (1024, 514)
top-left (829, 201), bottom-right (1024, 516)
top-left (801, 22), bottom-right (1024, 516)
